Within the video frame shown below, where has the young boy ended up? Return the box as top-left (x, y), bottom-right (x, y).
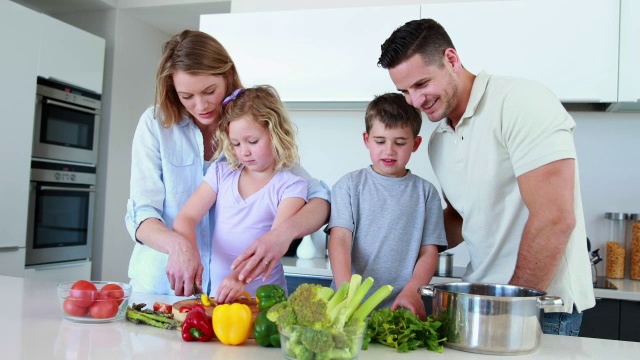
top-left (327, 93), bottom-right (447, 320)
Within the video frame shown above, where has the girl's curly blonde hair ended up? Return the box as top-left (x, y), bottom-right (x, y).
top-left (214, 85), bottom-right (299, 170)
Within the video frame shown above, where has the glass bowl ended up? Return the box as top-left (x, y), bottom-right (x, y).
top-left (278, 321), bottom-right (367, 360)
top-left (57, 281), bottom-right (132, 323)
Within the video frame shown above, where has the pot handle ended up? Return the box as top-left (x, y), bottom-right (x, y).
top-left (537, 295), bottom-right (564, 308)
top-left (418, 285), bottom-right (435, 297)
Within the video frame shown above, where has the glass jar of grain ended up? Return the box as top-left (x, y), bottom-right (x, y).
top-left (605, 212), bottom-right (628, 279)
top-left (629, 214), bottom-right (640, 280)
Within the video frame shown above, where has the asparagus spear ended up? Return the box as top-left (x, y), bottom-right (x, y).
top-left (126, 307), bottom-right (182, 330)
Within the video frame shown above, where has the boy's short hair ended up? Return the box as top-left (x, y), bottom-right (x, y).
top-left (365, 93), bottom-right (422, 137)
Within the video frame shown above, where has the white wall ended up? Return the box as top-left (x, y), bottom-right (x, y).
top-left (291, 109), bottom-right (640, 270)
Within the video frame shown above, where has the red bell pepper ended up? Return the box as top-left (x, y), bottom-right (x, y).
top-left (179, 304), bottom-right (206, 313)
top-left (181, 307), bottom-right (214, 342)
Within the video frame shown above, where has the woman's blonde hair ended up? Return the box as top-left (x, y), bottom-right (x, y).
top-left (154, 30), bottom-right (243, 127)
top-left (214, 85), bottom-right (299, 171)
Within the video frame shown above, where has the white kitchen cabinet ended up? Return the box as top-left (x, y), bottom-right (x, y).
top-left (37, 14), bottom-right (105, 94)
top-left (24, 260), bottom-right (92, 282)
top-left (420, 0), bottom-right (619, 103)
top-left (201, 5), bottom-right (419, 102)
top-left (618, 0), bottom-right (640, 103)
top-left (0, 0), bottom-right (40, 276)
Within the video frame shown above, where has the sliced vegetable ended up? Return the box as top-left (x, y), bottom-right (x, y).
top-left (153, 301), bottom-right (172, 314)
top-left (212, 303), bottom-right (252, 345)
top-left (180, 304), bottom-right (205, 313)
top-left (201, 294), bottom-right (212, 306)
top-left (181, 307), bottom-right (214, 342)
top-left (255, 284), bottom-right (286, 311)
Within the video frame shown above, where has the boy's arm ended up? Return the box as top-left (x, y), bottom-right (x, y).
top-left (328, 227), bottom-right (354, 287)
top-left (390, 245), bottom-right (439, 321)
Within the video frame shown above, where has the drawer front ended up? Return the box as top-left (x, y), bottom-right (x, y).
top-left (24, 260), bottom-right (91, 282)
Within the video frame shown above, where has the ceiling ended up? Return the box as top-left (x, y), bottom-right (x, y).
top-left (11, 0), bottom-right (231, 35)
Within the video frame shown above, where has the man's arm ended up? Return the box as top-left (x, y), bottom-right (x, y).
top-left (443, 196), bottom-right (464, 248)
top-left (509, 159), bottom-right (576, 290)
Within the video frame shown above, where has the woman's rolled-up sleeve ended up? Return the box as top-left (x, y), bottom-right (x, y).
top-left (289, 164), bottom-right (331, 202)
top-left (124, 109), bottom-right (167, 243)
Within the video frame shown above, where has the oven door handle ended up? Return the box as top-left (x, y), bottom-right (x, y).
top-left (39, 185), bottom-right (96, 192)
top-left (45, 99), bottom-right (100, 115)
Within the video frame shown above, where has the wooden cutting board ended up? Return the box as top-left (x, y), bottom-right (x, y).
top-left (172, 297), bottom-right (260, 338)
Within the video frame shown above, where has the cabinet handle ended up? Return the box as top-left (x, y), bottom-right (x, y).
top-left (39, 186), bottom-right (96, 192)
top-left (0, 246), bottom-right (20, 252)
top-left (28, 260), bottom-right (90, 270)
top-left (45, 99), bottom-right (100, 115)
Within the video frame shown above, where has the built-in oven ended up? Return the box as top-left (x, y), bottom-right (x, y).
top-left (25, 159), bottom-right (96, 266)
top-left (32, 77), bottom-right (101, 165)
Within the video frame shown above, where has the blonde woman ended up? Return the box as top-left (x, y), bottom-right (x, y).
top-left (125, 31), bottom-right (329, 296)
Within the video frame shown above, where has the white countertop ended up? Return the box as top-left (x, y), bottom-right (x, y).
top-left (282, 256), bottom-right (640, 302)
top-left (3, 275), bottom-right (640, 359)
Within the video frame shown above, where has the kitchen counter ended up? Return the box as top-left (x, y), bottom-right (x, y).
top-left (282, 256), bottom-right (640, 302)
top-left (3, 275), bottom-right (640, 359)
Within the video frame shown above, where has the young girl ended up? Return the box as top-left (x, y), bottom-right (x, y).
top-left (173, 85), bottom-right (307, 303)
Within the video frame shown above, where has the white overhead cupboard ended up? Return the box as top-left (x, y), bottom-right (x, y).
top-left (419, 0), bottom-right (619, 103)
top-left (201, 5), bottom-right (419, 102)
top-left (617, 0), bottom-right (640, 104)
top-left (201, 0), bottom-right (629, 105)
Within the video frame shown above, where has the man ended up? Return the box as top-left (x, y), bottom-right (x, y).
top-left (378, 18), bottom-right (594, 335)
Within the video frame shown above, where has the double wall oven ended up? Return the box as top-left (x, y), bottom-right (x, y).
top-left (26, 77), bottom-right (101, 267)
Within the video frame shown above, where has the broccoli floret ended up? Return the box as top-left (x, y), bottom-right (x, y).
top-left (267, 301), bottom-right (296, 327)
top-left (300, 328), bottom-right (334, 353)
top-left (331, 328), bottom-right (350, 349)
top-left (289, 283), bottom-right (334, 330)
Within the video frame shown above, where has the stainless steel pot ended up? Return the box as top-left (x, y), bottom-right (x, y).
top-left (418, 283), bottom-right (563, 355)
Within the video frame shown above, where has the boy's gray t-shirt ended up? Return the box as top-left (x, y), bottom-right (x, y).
top-left (328, 166), bottom-right (447, 309)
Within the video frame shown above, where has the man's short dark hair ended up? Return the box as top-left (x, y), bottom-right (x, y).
top-left (378, 18), bottom-right (455, 69)
top-left (365, 93), bottom-right (422, 137)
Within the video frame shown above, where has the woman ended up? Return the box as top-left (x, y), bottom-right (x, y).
top-left (125, 30), bottom-right (330, 296)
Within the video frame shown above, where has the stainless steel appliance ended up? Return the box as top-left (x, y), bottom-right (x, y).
top-left (419, 283), bottom-right (563, 355)
top-left (25, 159), bottom-right (95, 266)
top-left (32, 77), bottom-right (101, 165)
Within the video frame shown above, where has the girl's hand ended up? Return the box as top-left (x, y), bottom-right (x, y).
top-left (215, 273), bottom-right (247, 304)
top-left (390, 286), bottom-right (427, 321)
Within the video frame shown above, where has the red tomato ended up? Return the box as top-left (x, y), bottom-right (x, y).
top-left (153, 302), bottom-right (172, 314)
top-left (63, 299), bottom-right (89, 317)
top-left (99, 283), bottom-right (125, 305)
top-left (89, 300), bottom-right (119, 319)
top-left (69, 280), bottom-right (98, 307)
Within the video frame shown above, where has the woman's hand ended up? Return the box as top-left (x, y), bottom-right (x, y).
top-left (231, 228), bottom-right (290, 283)
top-left (165, 235), bottom-right (203, 296)
top-left (231, 198), bottom-right (330, 283)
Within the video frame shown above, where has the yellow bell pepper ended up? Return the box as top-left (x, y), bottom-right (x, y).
top-left (212, 303), bottom-right (252, 345)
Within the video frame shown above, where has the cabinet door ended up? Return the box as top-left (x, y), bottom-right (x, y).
top-left (618, 0), bottom-right (640, 103)
top-left (579, 298), bottom-right (620, 340)
top-left (619, 300), bottom-right (640, 342)
top-left (24, 260), bottom-right (92, 282)
top-left (420, 0), bottom-right (619, 102)
top-left (0, 1), bottom-right (39, 252)
top-left (0, 248), bottom-right (26, 278)
top-left (37, 14), bottom-right (105, 93)
top-left (201, 5), bottom-right (419, 102)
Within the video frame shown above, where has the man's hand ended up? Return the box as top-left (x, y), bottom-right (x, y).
top-left (391, 286), bottom-right (427, 321)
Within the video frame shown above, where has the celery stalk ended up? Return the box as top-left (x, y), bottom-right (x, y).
top-left (351, 285), bottom-right (394, 322)
top-left (327, 281), bottom-right (349, 315)
top-left (344, 276), bottom-right (374, 320)
top-left (345, 274), bottom-right (362, 307)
